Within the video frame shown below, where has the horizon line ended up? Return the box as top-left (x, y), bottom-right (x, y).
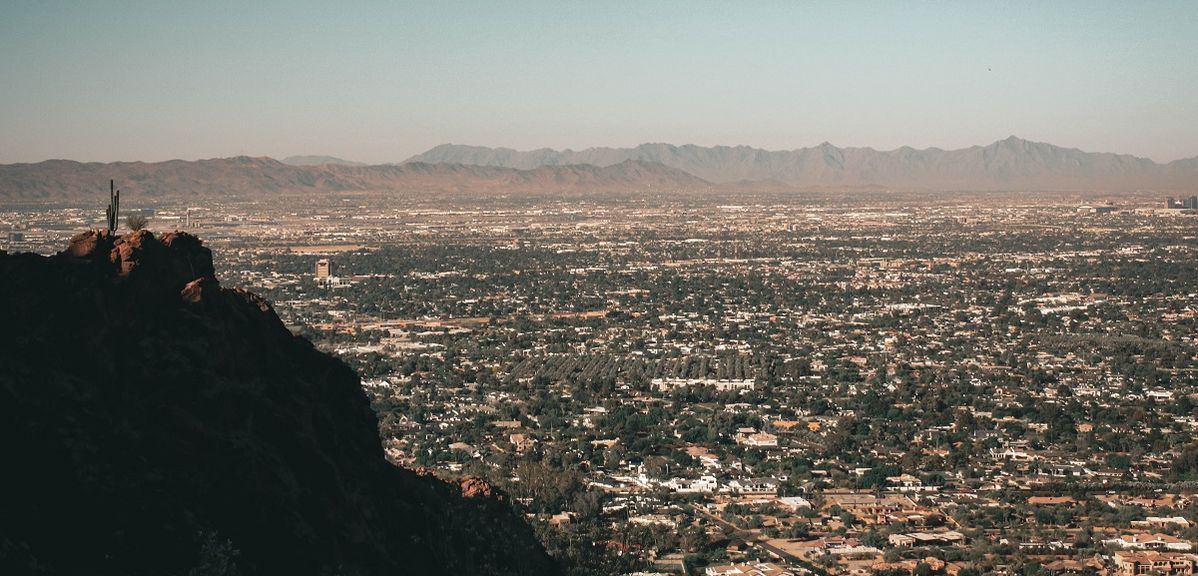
top-left (6, 135), bottom-right (1196, 166)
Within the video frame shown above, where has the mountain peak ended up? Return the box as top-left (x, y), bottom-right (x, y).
top-left (992, 135), bottom-right (1037, 148)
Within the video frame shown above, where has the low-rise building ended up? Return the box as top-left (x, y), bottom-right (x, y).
top-left (1112, 551), bottom-right (1198, 576)
top-left (705, 562), bottom-right (795, 576)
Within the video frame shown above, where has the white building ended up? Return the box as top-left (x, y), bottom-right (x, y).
top-left (1104, 533), bottom-right (1193, 551)
top-left (706, 562), bottom-right (795, 576)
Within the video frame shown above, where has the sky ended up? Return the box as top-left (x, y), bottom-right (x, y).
top-left (1, 1), bottom-right (1196, 164)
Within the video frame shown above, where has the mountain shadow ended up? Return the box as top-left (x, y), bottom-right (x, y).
top-left (0, 230), bottom-right (558, 576)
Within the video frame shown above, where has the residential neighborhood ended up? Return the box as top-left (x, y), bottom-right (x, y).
top-left (5, 192), bottom-right (1197, 574)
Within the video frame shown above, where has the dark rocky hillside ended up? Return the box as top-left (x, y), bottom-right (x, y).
top-left (0, 230), bottom-right (558, 576)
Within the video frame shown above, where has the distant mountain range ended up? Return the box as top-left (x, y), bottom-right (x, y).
top-left (0, 157), bottom-right (708, 199)
top-left (406, 137), bottom-right (1198, 191)
top-left (2, 137), bottom-right (1195, 198)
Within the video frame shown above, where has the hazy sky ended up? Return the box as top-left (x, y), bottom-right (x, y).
top-left (2, 1), bottom-right (1196, 164)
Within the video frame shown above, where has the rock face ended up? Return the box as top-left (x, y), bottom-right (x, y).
top-left (0, 231), bottom-right (558, 576)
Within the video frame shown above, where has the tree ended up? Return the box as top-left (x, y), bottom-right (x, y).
top-left (1170, 444), bottom-right (1198, 480)
top-left (127, 213), bottom-right (149, 232)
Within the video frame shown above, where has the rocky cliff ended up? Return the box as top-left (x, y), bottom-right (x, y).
top-left (0, 230), bottom-right (558, 576)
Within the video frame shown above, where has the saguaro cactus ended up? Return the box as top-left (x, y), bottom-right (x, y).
top-left (106, 180), bottom-right (120, 232)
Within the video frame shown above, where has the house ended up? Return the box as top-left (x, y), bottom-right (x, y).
top-left (827, 544), bottom-right (883, 558)
top-left (1105, 533), bottom-right (1194, 551)
top-left (705, 562), bottom-right (795, 576)
top-left (824, 493), bottom-right (918, 523)
top-left (1132, 517), bottom-right (1192, 529)
top-left (1013, 539), bottom-right (1071, 551)
top-left (447, 441), bottom-right (480, 457)
top-left (1043, 558), bottom-right (1103, 574)
top-left (726, 477), bottom-right (779, 495)
top-left (993, 447), bottom-right (1035, 461)
top-left (886, 474), bottom-right (924, 491)
top-left (725, 540), bottom-right (751, 559)
top-left (888, 531), bottom-right (967, 547)
top-left (774, 496), bottom-right (812, 511)
top-left (509, 433), bottom-right (536, 452)
top-left (735, 429), bottom-right (779, 447)
top-left (671, 475), bottom-right (719, 493)
top-left (1112, 551), bottom-right (1198, 576)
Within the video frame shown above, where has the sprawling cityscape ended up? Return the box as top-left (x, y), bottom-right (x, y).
top-left (5, 191), bottom-right (1196, 575)
top-left (5, 3), bottom-right (1197, 575)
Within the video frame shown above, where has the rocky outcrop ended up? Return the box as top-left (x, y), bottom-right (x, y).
top-left (457, 476), bottom-right (502, 500)
top-left (415, 468), bottom-right (503, 501)
top-left (0, 231), bottom-right (558, 576)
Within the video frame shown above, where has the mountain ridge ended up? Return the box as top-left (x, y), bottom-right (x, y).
top-left (3, 137), bottom-right (1196, 197)
top-left (0, 158), bottom-right (710, 199)
top-left (406, 137), bottom-right (1198, 191)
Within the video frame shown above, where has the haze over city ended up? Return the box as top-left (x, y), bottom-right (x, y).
top-left (2, 1), bottom-right (1197, 164)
